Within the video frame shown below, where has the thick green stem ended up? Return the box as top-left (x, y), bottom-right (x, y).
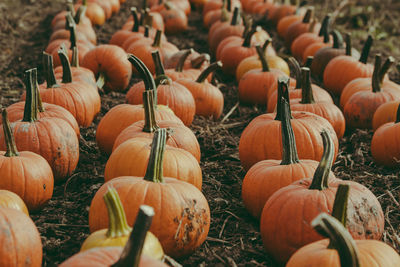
top-left (175, 49), bottom-right (192, 72)
top-left (242, 28), bottom-right (256, 48)
top-left (275, 76), bottom-right (291, 121)
top-left (318, 14), bottom-right (331, 37)
top-left (152, 30), bottom-right (162, 48)
top-left (31, 69), bottom-right (44, 113)
top-left (67, 0), bottom-right (75, 17)
top-left (300, 67), bottom-right (315, 104)
top-left (43, 52), bottom-right (59, 88)
top-left (74, 5), bottom-right (86, 24)
top-left (344, 33), bottom-right (352, 56)
top-left (378, 56), bottom-right (395, 82)
top-left (311, 213), bottom-right (360, 267)
top-left (256, 45), bottom-right (270, 72)
top-left (309, 130), bottom-right (334, 190)
top-left (304, 56), bottom-right (313, 69)
top-left (22, 69), bottom-right (38, 122)
top-left (66, 12), bottom-right (77, 49)
top-left (111, 205), bottom-right (155, 267)
top-left (230, 7), bottom-right (240, 26)
top-left (191, 53), bottom-right (210, 69)
top-left (152, 51), bottom-right (171, 86)
top-left (58, 44), bottom-right (73, 84)
top-left (280, 98), bottom-right (300, 165)
top-left (142, 90), bottom-right (159, 133)
top-left (227, 0), bottom-right (231, 12)
top-left (302, 7), bottom-right (313, 23)
top-left (104, 187), bottom-right (132, 238)
top-left (2, 109), bottom-right (19, 157)
top-left (71, 46), bottom-right (79, 67)
top-left (196, 61), bottom-right (222, 83)
top-left (331, 184), bottom-right (350, 229)
top-left (143, 128), bottom-right (167, 183)
top-left (128, 54), bottom-right (156, 92)
top-left (331, 30), bottom-right (343, 49)
top-left (287, 57), bottom-right (301, 89)
top-left (262, 38), bottom-right (270, 53)
top-left (131, 7), bottom-right (140, 32)
top-left (359, 35), bottom-right (373, 64)
top-left (323, 29), bottom-right (330, 43)
top-left (371, 54), bottom-right (382, 93)
top-left (144, 26), bottom-right (149, 38)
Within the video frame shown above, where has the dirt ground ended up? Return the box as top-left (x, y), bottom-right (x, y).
top-left (0, 0), bottom-right (399, 266)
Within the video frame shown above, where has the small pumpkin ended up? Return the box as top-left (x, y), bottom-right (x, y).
top-left (372, 100), bottom-right (400, 131)
top-left (0, 190), bottom-right (29, 215)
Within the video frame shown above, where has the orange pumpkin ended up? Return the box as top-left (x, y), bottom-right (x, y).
top-left (260, 131), bottom-right (384, 263)
top-left (277, 13), bottom-right (302, 38)
top-left (0, 190), bottom-right (29, 215)
top-left (284, 8), bottom-right (320, 48)
top-left (89, 129), bottom-right (210, 258)
top-left (372, 101), bottom-right (400, 131)
top-left (163, 49), bottom-right (202, 81)
top-left (159, 2), bottom-right (188, 34)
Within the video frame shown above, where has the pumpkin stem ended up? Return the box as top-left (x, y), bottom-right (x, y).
top-left (395, 103), bottom-right (400, 124)
top-left (104, 187), bottom-right (132, 238)
top-left (43, 52), bottom-right (59, 88)
top-left (371, 54), bottom-right (382, 93)
top-left (2, 109), bottom-right (19, 157)
top-left (287, 57), bottom-right (302, 89)
top-left (312, 213), bottom-right (361, 267)
top-left (142, 90), bottom-right (159, 133)
top-left (300, 67), bottom-right (315, 104)
top-left (191, 53), bottom-right (210, 69)
top-left (152, 30), bottom-right (162, 48)
top-left (242, 28), bottom-right (256, 48)
top-left (142, 0), bottom-right (147, 10)
top-left (274, 76), bottom-right (292, 121)
top-left (196, 61), bottom-right (222, 83)
top-left (144, 25), bottom-right (150, 38)
top-left (344, 33), bottom-right (352, 56)
top-left (230, 7), bottom-right (240, 26)
top-left (143, 128), bottom-right (167, 183)
top-left (378, 56), bottom-right (395, 83)
top-left (331, 184), bottom-right (350, 232)
top-left (131, 7), bottom-right (140, 32)
top-left (74, 5), bottom-right (85, 24)
top-left (331, 30), bottom-right (344, 50)
top-left (309, 130), bottom-right (334, 190)
top-left (256, 45), bottom-right (270, 72)
top-left (175, 49), bottom-right (193, 72)
top-left (67, 0), bottom-right (75, 17)
top-left (302, 7), bottom-right (313, 23)
top-left (318, 14), bottom-right (331, 37)
top-left (304, 56), bottom-right (313, 68)
top-left (71, 46), bottom-right (79, 67)
top-left (66, 13), bottom-right (77, 49)
top-left (58, 44), bottom-right (73, 84)
top-left (111, 205), bottom-right (155, 267)
top-left (359, 35), bottom-right (373, 64)
top-left (280, 97), bottom-right (300, 165)
top-left (128, 54), bottom-right (157, 92)
top-left (143, 9), bottom-right (153, 28)
top-left (226, 0), bottom-right (232, 12)
top-left (262, 38), bottom-right (271, 53)
top-left (152, 50), bottom-right (171, 86)
top-left (22, 69), bottom-right (38, 122)
top-left (32, 69), bottom-right (45, 113)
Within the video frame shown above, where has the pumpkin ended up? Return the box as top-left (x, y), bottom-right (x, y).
top-left (61, 205), bottom-right (168, 267)
top-left (203, 0), bottom-right (232, 29)
top-left (239, 76), bottom-right (339, 170)
top-left (290, 67), bottom-right (346, 139)
top-left (287, 213), bottom-right (400, 267)
top-left (277, 13), bottom-right (303, 38)
top-left (371, 103), bottom-right (400, 167)
top-left (301, 31), bottom-right (331, 64)
top-left (343, 55), bottom-right (400, 129)
top-left (11, 69), bottom-right (79, 182)
top-left (268, 1), bottom-right (297, 25)
top-left (242, 96), bottom-right (325, 218)
top-left (163, 49), bottom-right (202, 81)
top-left (51, 6), bottom-right (92, 32)
top-left (159, 2), bottom-right (188, 34)
top-left (260, 131), bottom-right (384, 263)
top-left (0, 207), bottom-right (43, 267)
top-left (82, 44), bottom-right (132, 92)
top-left (114, 90), bottom-right (200, 161)
top-left (5, 68), bottom-right (80, 137)
top-left (81, 187), bottom-right (164, 261)
top-left (290, 14), bottom-right (331, 61)
top-left (164, 50), bottom-right (210, 71)
top-left (323, 35), bottom-right (374, 95)
top-left (122, 7), bottom-right (165, 32)
top-left (372, 100), bottom-right (400, 131)
top-left (0, 190), bottom-right (29, 215)
top-left (126, 52), bottom-right (195, 126)
top-left (74, 1), bottom-right (106, 25)
top-left (203, 0), bottom-right (241, 16)
top-left (284, 8), bottom-right (320, 48)
top-left (238, 46), bottom-right (289, 105)
top-left (89, 129), bottom-right (210, 258)
top-left (176, 62), bottom-right (224, 119)
top-left (109, 7), bottom-right (144, 47)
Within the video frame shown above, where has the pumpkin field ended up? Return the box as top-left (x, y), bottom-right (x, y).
top-left (0, 0), bottom-right (399, 266)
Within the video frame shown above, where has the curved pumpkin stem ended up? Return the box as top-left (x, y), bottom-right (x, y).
top-left (31, 69), bottom-right (45, 113)
top-left (359, 35), bottom-right (373, 64)
top-left (300, 67), bottom-right (315, 104)
top-left (66, 13), bottom-right (77, 49)
top-left (230, 7), bottom-right (240, 25)
top-left (311, 213), bottom-right (360, 267)
top-left (71, 46), bottom-right (79, 67)
top-left (191, 53), bottom-right (210, 69)
top-left (318, 14), bottom-right (331, 37)
top-left (22, 69), bottom-right (38, 123)
top-left (143, 128), bottom-right (167, 183)
top-left (131, 7), bottom-right (140, 32)
top-left (67, 0), bottom-right (75, 17)
top-left (274, 76), bottom-right (292, 121)
top-left (111, 205), bottom-right (155, 267)
top-left (330, 30), bottom-right (343, 50)
top-left (2, 109), bottom-right (19, 157)
top-left (104, 187), bottom-right (132, 238)
top-left (74, 5), bottom-right (86, 24)
top-left (152, 50), bottom-right (171, 86)
top-left (144, 25), bottom-right (150, 38)
top-left (287, 57), bottom-right (302, 89)
top-left (280, 97), bottom-right (300, 165)
top-left (304, 56), bottom-right (313, 68)
top-left (58, 44), bottom-right (73, 84)
top-left (302, 7), bottom-right (313, 23)
top-left (371, 54), bottom-right (382, 93)
top-left (309, 130), bottom-right (334, 190)
top-left (152, 30), bottom-right (162, 48)
top-left (142, 90), bottom-right (159, 133)
top-left (262, 38), bottom-right (271, 54)
top-left (378, 56), bottom-right (395, 82)
top-left (196, 61), bottom-right (222, 83)
top-left (43, 52), bottom-right (59, 88)
top-left (175, 49), bottom-right (193, 72)
top-left (331, 184), bottom-right (350, 232)
top-left (256, 45), bottom-right (270, 72)
top-left (242, 28), bottom-right (257, 48)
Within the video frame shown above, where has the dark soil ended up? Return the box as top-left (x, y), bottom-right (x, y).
top-left (0, 0), bottom-right (399, 266)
